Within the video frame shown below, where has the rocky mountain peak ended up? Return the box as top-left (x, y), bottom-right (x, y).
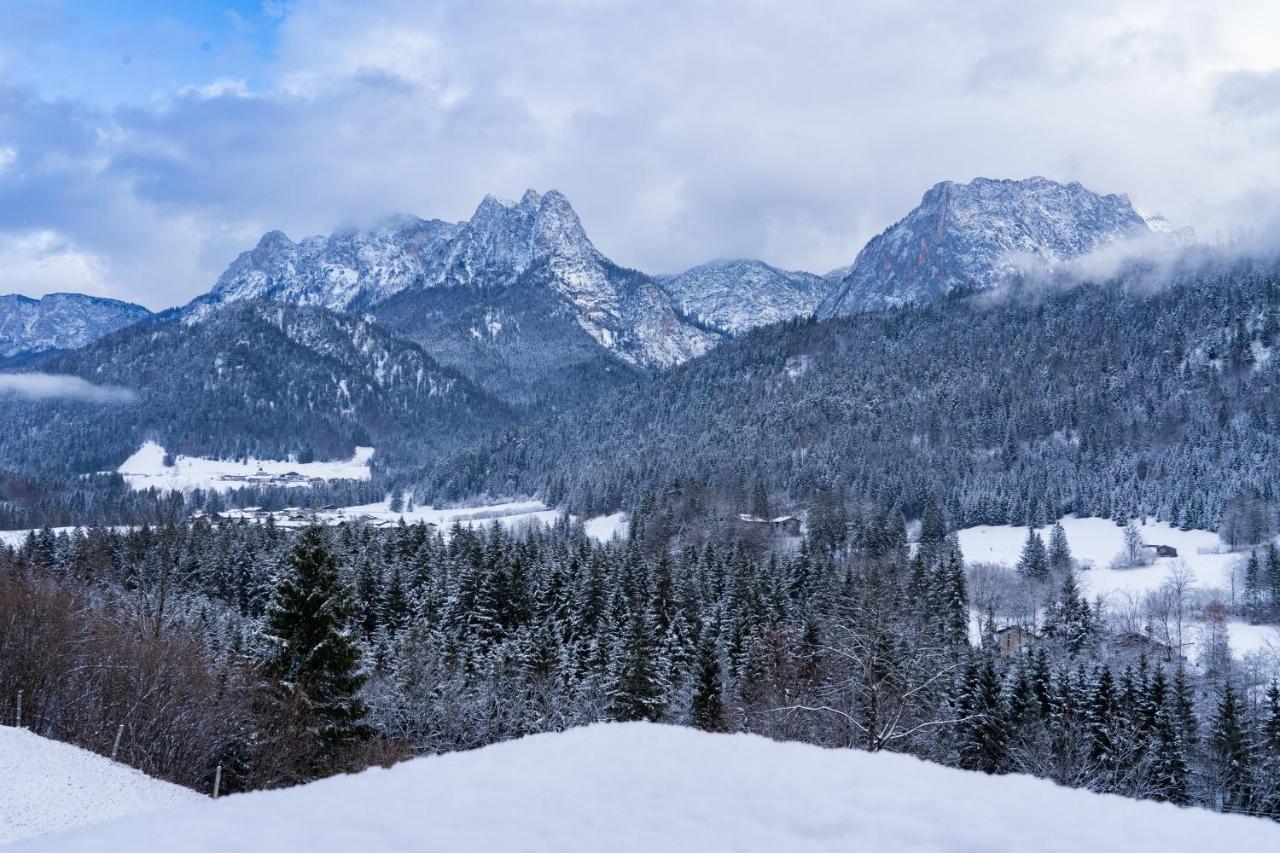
top-left (818, 176), bottom-right (1154, 317)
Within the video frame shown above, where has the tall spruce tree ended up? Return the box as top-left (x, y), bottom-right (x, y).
top-left (1016, 528), bottom-right (1048, 579)
top-left (690, 626), bottom-right (726, 732)
top-left (1209, 682), bottom-right (1254, 813)
top-left (262, 525), bottom-right (369, 763)
top-left (1150, 706), bottom-right (1191, 805)
top-left (607, 606), bottom-right (668, 722)
top-left (1047, 521), bottom-right (1073, 574)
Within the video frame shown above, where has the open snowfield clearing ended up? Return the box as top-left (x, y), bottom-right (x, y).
top-left (958, 516), bottom-right (1277, 659)
top-left (583, 510), bottom-right (628, 542)
top-left (116, 442), bottom-right (373, 492)
top-left (958, 516), bottom-right (1232, 602)
top-left (220, 499), bottom-right (629, 544)
top-left (14, 723), bottom-right (1280, 853)
top-left (0, 726), bottom-right (202, 845)
top-left (0, 526), bottom-right (135, 549)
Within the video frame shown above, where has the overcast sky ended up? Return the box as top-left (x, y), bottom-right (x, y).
top-left (2, 0), bottom-right (1279, 309)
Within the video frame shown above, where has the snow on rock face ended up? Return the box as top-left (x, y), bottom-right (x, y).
top-left (819, 176), bottom-right (1154, 316)
top-left (0, 726), bottom-right (202, 845)
top-left (657, 259), bottom-right (836, 335)
top-left (17, 723), bottom-right (1280, 853)
top-left (195, 190), bottom-right (717, 369)
top-left (0, 293), bottom-right (151, 358)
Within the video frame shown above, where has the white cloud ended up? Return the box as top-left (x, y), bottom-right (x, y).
top-left (0, 231), bottom-right (110, 297)
top-left (0, 373), bottom-right (136, 403)
top-left (5, 0), bottom-right (1280, 307)
top-left (0, 145), bottom-right (15, 171)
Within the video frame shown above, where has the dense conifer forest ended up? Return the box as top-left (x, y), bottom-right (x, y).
top-left (4, 513), bottom-right (1279, 817)
top-left (418, 261), bottom-right (1280, 535)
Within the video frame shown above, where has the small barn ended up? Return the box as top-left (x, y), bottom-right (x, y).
top-left (995, 625), bottom-right (1035, 658)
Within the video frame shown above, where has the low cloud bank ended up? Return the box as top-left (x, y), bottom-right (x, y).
top-left (0, 373), bottom-right (137, 403)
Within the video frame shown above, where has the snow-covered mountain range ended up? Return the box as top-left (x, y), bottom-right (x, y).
top-left (656, 259), bottom-right (837, 335)
top-left (818, 176), bottom-right (1161, 316)
top-left (193, 190), bottom-right (720, 370)
top-left (0, 293), bottom-right (150, 358)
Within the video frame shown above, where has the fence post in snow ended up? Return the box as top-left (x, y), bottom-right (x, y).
top-left (213, 765), bottom-right (222, 799)
top-left (15, 690), bottom-right (21, 729)
top-left (111, 723), bottom-right (124, 761)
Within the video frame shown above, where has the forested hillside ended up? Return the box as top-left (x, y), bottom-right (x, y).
top-left (0, 301), bottom-right (507, 477)
top-left (418, 259), bottom-right (1280, 533)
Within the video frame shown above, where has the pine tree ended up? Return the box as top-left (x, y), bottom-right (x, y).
top-left (1171, 666), bottom-right (1198, 749)
top-left (1087, 666), bottom-right (1118, 770)
top-left (1047, 521), bottom-right (1072, 574)
top-left (690, 626), bottom-right (725, 732)
top-left (1267, 542), bottom-right (1280, 617)
top-left (607, 606), bottom-right (667, 722)
top-left (955, 656), bottom-right (1006, 774)
top-left (1150, 705), bottom-right (1190, 805)
top-left (1015, 527), bottom-right (1048, 579)
top-left (1264, 681), bottom-right (1280, 758)
top-left (1209, 682), bottom-right (1254, 813)
top-left (261, 525), bottom-right (369, 764)
top-left (1243, 550), bottom-right (1261, 616)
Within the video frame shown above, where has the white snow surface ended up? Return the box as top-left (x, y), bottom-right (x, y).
top-left (14, 723), bottom-right (1279, 853)
top-left (116, 441), bottom-right (373, 492)
top-left (958, 516), bottom-right (1233, 604)
top-left (583, 510), bottom-right (628, 542)
top-left (0, 726), bottom-right (202, 845)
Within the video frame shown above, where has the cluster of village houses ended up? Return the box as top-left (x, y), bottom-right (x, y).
top-left (216, 470), bottom-right (329, 488)
top-left (191, 505), bottom-right (416, 529)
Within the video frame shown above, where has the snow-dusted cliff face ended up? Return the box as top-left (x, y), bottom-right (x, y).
top-left (657, 259), bottom-right (837, 335)
top-left (818, 177), bottom-right (1152, 316)
top-left (196, 190), bottom-right (718, 368)
top-left (0, 293), bottom-right (151, 358)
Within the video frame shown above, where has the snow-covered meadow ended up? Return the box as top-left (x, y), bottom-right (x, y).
top-left (217, 497), bottom-right (629, 545)
top-left (957, 516), bottom-right (1279, 658)
top-left (116, 442), bottom-right (373, 493)
top-left (13, 723), bottom-right (1279, 852)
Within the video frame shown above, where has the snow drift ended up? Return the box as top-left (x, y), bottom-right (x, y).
top-left (12, 723), bottom-right (1280, 852)
top-left (0, 726), bottom-right (202, 844)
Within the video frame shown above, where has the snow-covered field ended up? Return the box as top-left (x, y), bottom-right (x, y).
top-left (0, 525), bottom-right (135, 549)
top-left (958, 516), bottom-right (1277, 659)
top-left (0, 726), bottom-right (203, 845)
top-left (958, 517), bottom-right (1232, 601)
top-left (13, 723), bottom-right (1279, 852)
top-left (219, 499), bottom-right (628, 544)
top-left (116, 442), bottom-right (373, 492)
top-left (583, 510), bottom-right (628, 542)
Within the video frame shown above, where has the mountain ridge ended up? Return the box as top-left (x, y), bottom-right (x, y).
top-left (192, 189), bottom-right (721, 371)
top-left (0, 293), bottom-right (151, 358)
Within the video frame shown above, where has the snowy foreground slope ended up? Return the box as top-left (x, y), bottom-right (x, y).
top-left (14, 724), bottom-right (1280, 852)
top-left (0, 726), bottom-right (202, 845)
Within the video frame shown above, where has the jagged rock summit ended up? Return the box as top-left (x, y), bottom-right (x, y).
top-left (193, 190), bottom-right (719, 369)
top-left (818, 176), bottom-right (1156, 316)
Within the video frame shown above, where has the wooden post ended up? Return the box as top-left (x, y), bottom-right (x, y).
top-left (212, 765), bottom-right (222, 799)
top-left (111, 724), bottom-right (124, 761)
top-left (15, 690), bottom-right (21, 729)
